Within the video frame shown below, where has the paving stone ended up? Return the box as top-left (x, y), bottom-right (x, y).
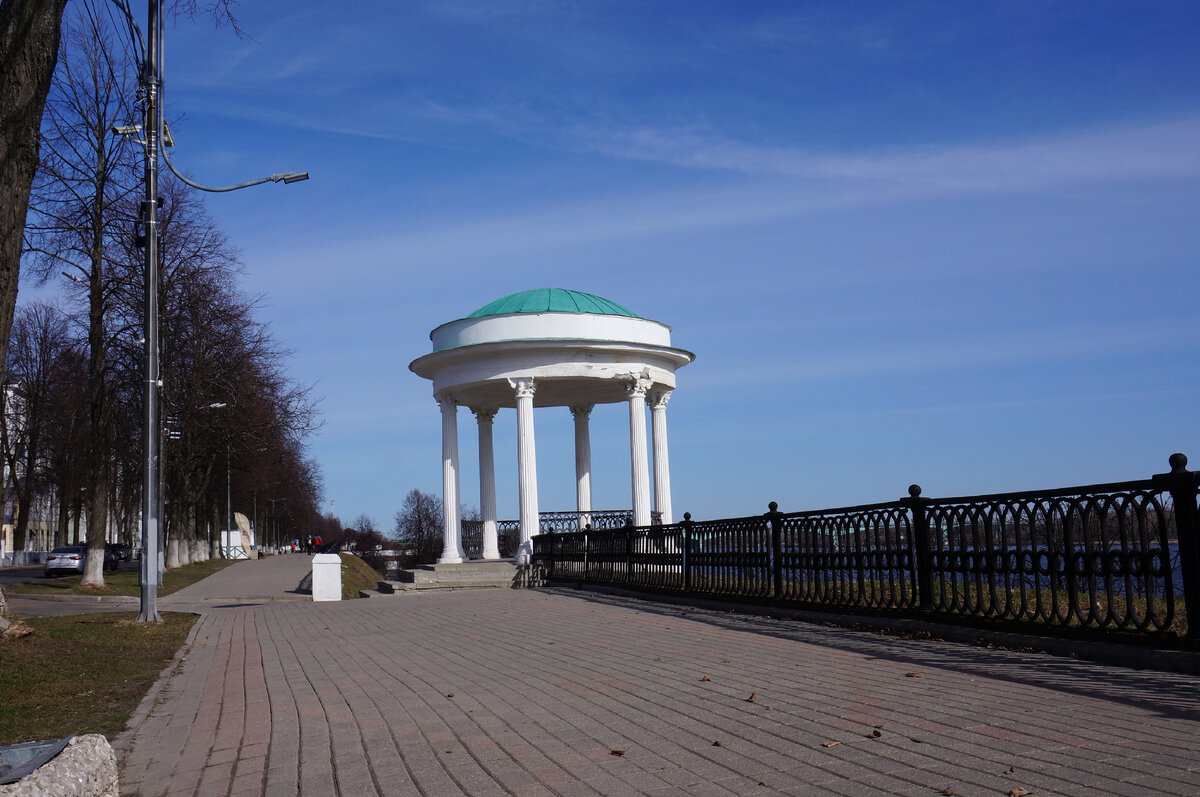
top-left (115, 558), bottom-right (1200, 796)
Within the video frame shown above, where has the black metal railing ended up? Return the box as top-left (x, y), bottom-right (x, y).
top-left (461, 520), bottom-right (520, 559)
top-left (461, 510), bottom-right (662, 559)
top-left (531, 454), bottom-right (1200, 644)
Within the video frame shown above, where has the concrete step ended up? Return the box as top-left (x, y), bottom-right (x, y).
top-left (387, 561), bottom-right (519, 591)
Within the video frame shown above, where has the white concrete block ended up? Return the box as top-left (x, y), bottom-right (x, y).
top-left (311, 553), bottom-right (342, 601)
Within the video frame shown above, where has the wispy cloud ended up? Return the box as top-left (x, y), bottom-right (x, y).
top-left (575, 117), bottom-right (1200, 188)
top-left (255, 118), bottom-right (1200, 275)
top-left (686, 317), bottom-right (1195, 390)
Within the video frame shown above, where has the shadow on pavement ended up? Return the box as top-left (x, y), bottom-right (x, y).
top-left (289, 572), bottom-right (312, 596)
top-left (554, 588), bottom-right (1200, 724)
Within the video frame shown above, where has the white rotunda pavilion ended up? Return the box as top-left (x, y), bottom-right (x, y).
top-left (409, 289), bottom-right (695, 563)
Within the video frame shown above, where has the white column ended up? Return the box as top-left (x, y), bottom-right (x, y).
top-left (474, 407), bottom-right (500, 560)
top-left (510, 378), bottom-right (538, 563)
top-left (648, 390), bottom-right (674, 524)
top-left (437, 394), bottom-right (463, 563)
top-left (625, 373), bottom-right (652, 527)
top-left (570, 404), bottom-right (594, 529)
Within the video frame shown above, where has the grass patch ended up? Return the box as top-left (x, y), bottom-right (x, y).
top-left (340, 553), bottom-right (382, 599)
top-left (0, 611), bottom-right (196, 746)
top-left (10, 557), bottom-right (236, 598)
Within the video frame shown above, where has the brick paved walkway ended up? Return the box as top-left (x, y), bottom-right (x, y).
top-left (116, 576), bottom-right (1200, 796)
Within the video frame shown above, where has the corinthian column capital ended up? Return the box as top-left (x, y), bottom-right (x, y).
top-left (622, 370), bottom-right (652, 399)
top-left (508, 377), bottom-right (536, 400)
top-left (647, 389), bottom-right (672, 409)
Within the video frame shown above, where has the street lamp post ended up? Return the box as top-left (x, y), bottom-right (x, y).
top-left (225, 443), bottom-right (232, 557)
top-left (197, 402), bottom-right (228, 557)
top-left (136, 0), bottom-right (163, 623)
top-left (268, 497), bottom-right (284, 551)
top-left (125, 0), bottom-right (307, 622)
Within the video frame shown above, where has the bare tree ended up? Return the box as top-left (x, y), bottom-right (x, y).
top-left (1, 302), bottom-right (75, 555)
top-left (394, 489), bottom-right (443, 566)
top-left (0, 0), bottom-right (247, 380)
top-left (23, 6), bottom-right (141, 585)
top-left (0, 0), bottom-right (70, 386)
top-left (12, 3), bottom-right (323, 572)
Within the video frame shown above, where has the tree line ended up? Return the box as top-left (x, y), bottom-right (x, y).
top-left (335, 489), bottom-right (458, 576)
top-left (2, 3), bottom-right (322, 586)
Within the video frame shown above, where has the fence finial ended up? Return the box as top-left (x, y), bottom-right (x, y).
top-left (683, 512), bottom-right (691, 521)
top-left (908, 484), bottom-right (922, 498)
top-left (768, 501), bottom-right (778, 512)
top-left (1170, 453), bottom-right (1189, 473)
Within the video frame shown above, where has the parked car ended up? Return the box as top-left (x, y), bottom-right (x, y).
top-left (44, 546), bottom-right (87, 577)
top-left (106, 543), bottom-right (132, 563)
top-left (44, 545), bottom-right (119, 576)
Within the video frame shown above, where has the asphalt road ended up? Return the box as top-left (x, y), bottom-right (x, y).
top-left (1, 561), bottom-right (142, 618)
top-left (0, 564), bottom-right (42, 586)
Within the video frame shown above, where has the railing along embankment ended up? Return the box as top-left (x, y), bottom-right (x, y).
top-left (532, 453), bottom-right (1200, 648)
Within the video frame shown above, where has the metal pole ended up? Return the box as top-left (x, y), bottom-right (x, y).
top-left (225, 443), bottom-right (232, 557)
top-left (137, 0), bottom-right (162, 623)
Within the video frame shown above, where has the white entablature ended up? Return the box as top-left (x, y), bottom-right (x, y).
top-left (409, 288), bottom-right (695, 564)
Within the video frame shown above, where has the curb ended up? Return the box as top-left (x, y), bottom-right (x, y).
top-left (9, 592), bottom-right (138, 604)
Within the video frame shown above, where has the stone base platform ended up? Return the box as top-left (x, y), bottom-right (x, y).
top-left (379, 560), bottom-right (519, 592)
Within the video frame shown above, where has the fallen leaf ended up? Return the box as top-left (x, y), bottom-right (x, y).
top-left (1008, 789), bottom-right (1032, 797)
top-left (700, 675), bottom-right (711, 682)
top-left (758, 782), bottom-right (769, 787)
top-left (821, 741), bottom-right (841, 748)
top-left (712, 740), bottom-right (722, 747)
top-left (610, 749), bottom-right (625, 757)
top-left (446, 693), bottom-right (455, 698)
top-left (904, 672), bottom-right (921, 678)
top-left (868, 729), bottom-right (882, 738)
top-left (746, 692), bottom-right (757, 703)
top-left (654, 657), bottom-right (662, 661)
top-left (940, 788), bottom-right (955, 796)
top-left (1005, 766), bottom-right (1016, 775)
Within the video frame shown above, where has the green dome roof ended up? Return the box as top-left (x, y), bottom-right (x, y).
top-left (467, 289), bottom-right (638, 319)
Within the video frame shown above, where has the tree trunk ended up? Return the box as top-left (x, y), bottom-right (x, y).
top-left (80, 158), bottom-right (108, 587)
top-left (81, 475), bottom-right (106, 585)
top-left (0, 0), bottom-right (69, 377)
top-left (54, 487), bottom-right (67, 547)
top-left (71, 495), bottom-right (81, 544)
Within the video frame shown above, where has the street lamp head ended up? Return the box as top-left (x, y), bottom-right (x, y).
top-left (271, 171), bottom-right (310, 185)
top-left (111, 124), bottom-right (141, 136)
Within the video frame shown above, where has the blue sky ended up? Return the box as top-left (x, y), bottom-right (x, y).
top-left (101, 1), bottom-right (1200, 530)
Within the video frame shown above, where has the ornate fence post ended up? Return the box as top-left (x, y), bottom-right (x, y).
top-left (681, 512), bottom-right (694, 593)
top-left (767, 501), bottom-right (784, 599)
top-left (1153, 453), bottom-right (1200, 639)
top-left (625, 524), bottom-right (634, 584)
top-left (903, 485), bottom-right (934, 610)
top-left (582, 531), bottom-right (589, 581)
